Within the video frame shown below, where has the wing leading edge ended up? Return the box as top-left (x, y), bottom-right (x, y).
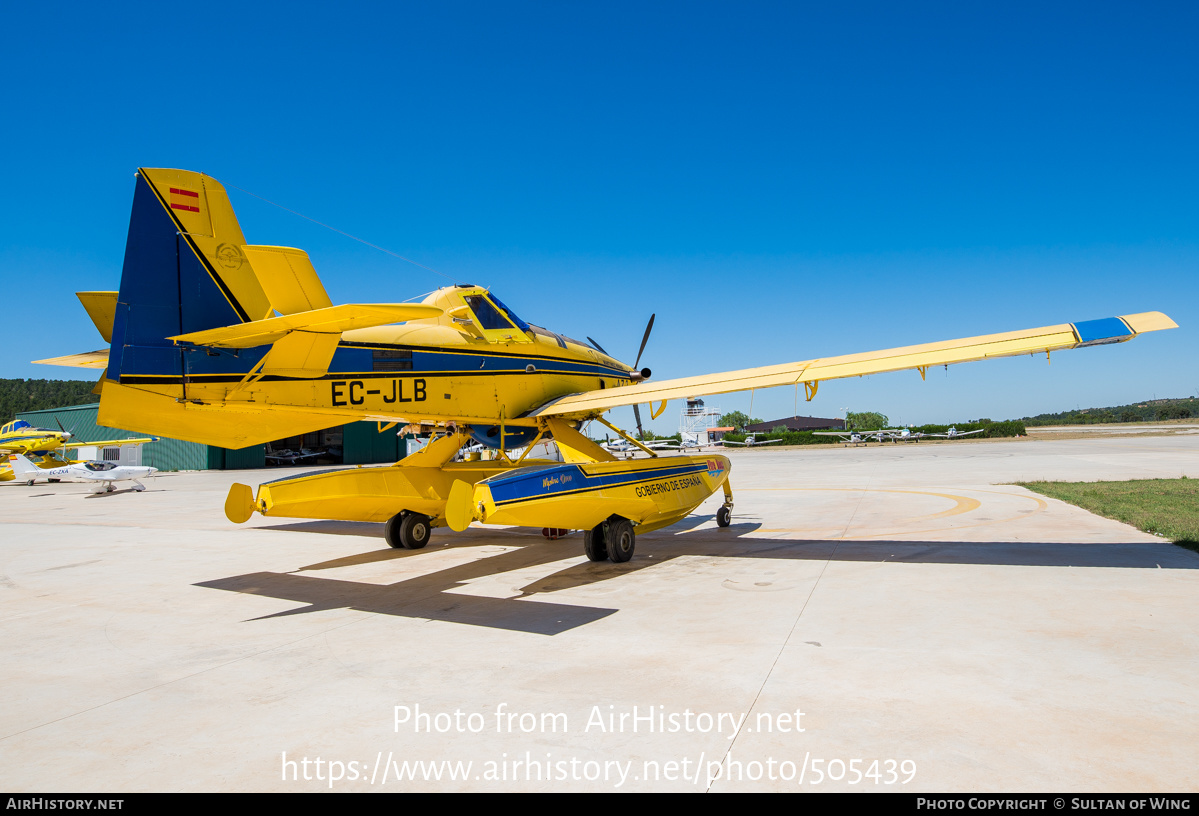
top-left (525, 311), bottom-right (1177, 419)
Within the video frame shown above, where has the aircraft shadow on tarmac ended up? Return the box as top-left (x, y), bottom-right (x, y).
top-left (84, 487), bottom-right (162, 498)
top-left (195, 512), bottom-right (1197, 635)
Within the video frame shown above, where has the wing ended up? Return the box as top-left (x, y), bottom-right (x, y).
top-left (525, 312), bottom-right (1176, 419)
top-left (62, 436), bottom-right (158, 449)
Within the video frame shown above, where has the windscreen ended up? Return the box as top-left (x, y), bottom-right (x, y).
top-left (465, 295), bottom-right (516, 331)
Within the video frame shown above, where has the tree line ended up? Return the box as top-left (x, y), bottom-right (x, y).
top-left (0, 379), bottom-right (99, 424)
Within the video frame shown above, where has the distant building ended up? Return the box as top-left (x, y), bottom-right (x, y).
top-left (707, 427), bottom-right (734, 442)
top-left (745, 415), bottom-right (845, 433)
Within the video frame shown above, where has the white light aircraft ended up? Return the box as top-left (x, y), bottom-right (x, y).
top-left (927, 426), bottom-right (985, 439)
top-left (813, 430), bottom-right (874, 446)
top-left (720, 433), bottom-right (784, 447)
top-left (8, 454), bottom-right (158, 492)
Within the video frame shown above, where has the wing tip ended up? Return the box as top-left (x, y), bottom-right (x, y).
top-left (1120, 311), bottom-right (1178, 333)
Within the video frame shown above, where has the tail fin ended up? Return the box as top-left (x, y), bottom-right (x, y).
top-left (77, 168), bottom-right (445, 448)
top-left (106, 168), bottom-right (274, 383)
top-left (9, 455), bottom-right (39, 480)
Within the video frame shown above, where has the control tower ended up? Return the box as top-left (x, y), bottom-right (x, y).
top-left (679, 397), bottom-right (721, 446)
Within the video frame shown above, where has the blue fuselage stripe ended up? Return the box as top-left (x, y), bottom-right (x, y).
top-left (486, 462), bottom-right (709, 505)
top-left (115, 343), bottom-right (626, 381)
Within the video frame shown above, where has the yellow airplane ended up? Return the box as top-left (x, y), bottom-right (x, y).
top-left (0, 419), bottom-right (156, 481)
top-left (36, 168), bottom-right (1177, 560)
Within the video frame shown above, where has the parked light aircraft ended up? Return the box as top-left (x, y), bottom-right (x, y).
top-left (927, 426), bottom-right (985, 439)
top-left (812, 430), bottom-right (874, 446)
top-left (601, 436), bottom-right (680, 456)
top-left (8, 454), bottom-right (157, 492)
top-left (0, 419), bottom-right (157, 481)
top-left (35, 168), bottom-right (1177, 561)
top-left (0, 419), bottom-right (155, 456)
top-left (720, 433), bottom-right (784, 447)
top-left (821, 428), bottom-right (924, 443)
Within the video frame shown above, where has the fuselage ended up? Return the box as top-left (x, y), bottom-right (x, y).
top-left (0, 421), bottom-right (71, 453)
top-left (30, 461), bottom-right (156, 483)
top-left (119, 285), bottom-right (640, 428)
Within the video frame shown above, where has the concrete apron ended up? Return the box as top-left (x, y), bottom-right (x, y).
top-left (1, 434), bottom-right (1196, 792)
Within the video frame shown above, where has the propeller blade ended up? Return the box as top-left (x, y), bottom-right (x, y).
top-left (633, 314), bottom-right (655, 370)
top-left (633, 404), bottom-right (645, 440)
top-left (587, 336), bottom-right (610, 355)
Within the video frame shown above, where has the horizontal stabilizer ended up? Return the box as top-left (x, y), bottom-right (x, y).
top-left (242, 246), bottom-right (333, 314)
top-left (97, 380), bottom-right (349, 448)
top-left (33, 350), bottom-right (109, 369)
top-left (168, 303), bottom-right (444, 349)
top-left (77, 292), bottom-right (119, 343)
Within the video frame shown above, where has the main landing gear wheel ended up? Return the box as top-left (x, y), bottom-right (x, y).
top-left (385, 512), bottom-right (432, 549)
top-left (716, 506), bottom-right (731, 527)
top-left (583, 523), bottom-right (608, 562)
top-left (607, 518), bottom-right (635, 563)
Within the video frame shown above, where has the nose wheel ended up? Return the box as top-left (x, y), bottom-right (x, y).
top-left (717, 480), bottom-right (734, 527)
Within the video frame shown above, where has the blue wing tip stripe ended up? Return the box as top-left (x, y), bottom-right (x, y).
top-left (1071, 317), bottom-right (1133, 347)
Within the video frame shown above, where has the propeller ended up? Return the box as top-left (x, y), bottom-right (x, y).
top-left (588, 314), bottom-right (656, 441)
top-left (631, 314), bottom-right (655, 439)
top-left (54, 417), bottom-right (72, 459)
top-left (633, 314), bottom-right (655, 372)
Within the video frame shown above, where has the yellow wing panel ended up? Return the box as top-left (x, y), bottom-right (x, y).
top-left (168, 303), bottom-right (444, 348)
top-left (63, 436), bottom-right (158, 449)
top-left (527, 311), bottom-right (1177, 418)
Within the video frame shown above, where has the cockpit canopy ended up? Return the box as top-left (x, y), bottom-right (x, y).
top-left (462, 291), bottom-right (530, 333)
top-left (84, 461), bottom-right (117, 472)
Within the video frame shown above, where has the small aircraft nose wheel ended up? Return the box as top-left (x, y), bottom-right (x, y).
top-left (385, 511), bottom-right (432, 549)
top-left (716, 505), bottom-right (732, 527)
top-left (607, 518), bottom-right (636, 563)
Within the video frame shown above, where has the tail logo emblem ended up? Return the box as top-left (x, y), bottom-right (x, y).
top-left (215, 243), bottom-right (246, 270)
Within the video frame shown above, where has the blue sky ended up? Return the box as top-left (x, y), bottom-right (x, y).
top-left (2, 1), bottom-right (1195, 431)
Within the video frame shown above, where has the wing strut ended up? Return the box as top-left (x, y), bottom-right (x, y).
top-left (594, 417), bottom-right (658, 458)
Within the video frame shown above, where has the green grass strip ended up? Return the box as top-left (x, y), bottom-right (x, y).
top-left (1018, 477), bottom-right (1199, 552)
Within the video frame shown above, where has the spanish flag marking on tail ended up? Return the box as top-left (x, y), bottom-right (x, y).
top-left (169, 187), bottom-right (200, 213)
